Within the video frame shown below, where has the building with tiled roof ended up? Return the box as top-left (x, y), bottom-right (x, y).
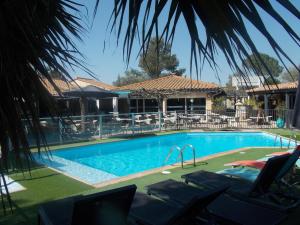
top-left (117, 74), bottom-right (218, 91)
top-left (42, 78), bottom-right (76, 96)
top-left (247, 81), bottom-right (298, 110)
top-left (41, 77), bottom-right (118, 116)
top-left (41, 75), bottom-right (221, 115)
top-left (117, 74), bottom-right (220, 113)
top-left (246, 81), bottom-right (298, 94)
top-left (73, 77), bottom-right (115, 91)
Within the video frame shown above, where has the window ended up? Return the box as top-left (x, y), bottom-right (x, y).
top-left (145, 99), bottom-right (158, 112)
top-left (167, 98), bottom-right (185, 112)
top-left (129, 99), bottom-right (137, 113)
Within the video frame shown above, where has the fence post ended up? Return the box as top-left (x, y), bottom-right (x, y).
top-left (159, 111), bottom-right (162, 131)
top-left (58, 118), bottom-right (63, 144)
top-left (131, 113), bottom-right (135, 134)
top-left (174, 111), bottom-right (178, 130)
top-left (98, 115), bottom-right (102, 139)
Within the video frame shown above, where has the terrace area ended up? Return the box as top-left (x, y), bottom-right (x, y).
top-left (31, 109), bottom-right (294, 147)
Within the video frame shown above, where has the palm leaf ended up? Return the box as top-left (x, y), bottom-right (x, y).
top-left (0, 0), bottom-right (89, 211)
top-left (97, 0), bottom-right (299, 84)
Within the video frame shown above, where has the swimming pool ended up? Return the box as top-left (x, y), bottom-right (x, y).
top-left (35, 132), bottom-right (293, 185)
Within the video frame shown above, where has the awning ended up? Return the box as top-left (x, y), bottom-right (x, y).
top-left (63, 85), bottom-right (119, 98)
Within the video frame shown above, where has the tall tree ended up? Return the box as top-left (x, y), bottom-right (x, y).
top-left (226, 75), bottom-right (233, 87)
top-left (138, 37), bottom-right (185, 78)
top-left (113, 69), bottom-right (148, 86)
top-left (243, 53), bottom-right (283, 85)
top-left (280, 65), bottom-right (300, 82)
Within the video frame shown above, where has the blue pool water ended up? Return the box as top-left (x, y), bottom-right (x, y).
top-left (35, 132), bottom-right (293, 185)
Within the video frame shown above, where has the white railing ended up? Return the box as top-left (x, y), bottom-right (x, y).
top-left (25, 109), bottom-right (294, 147)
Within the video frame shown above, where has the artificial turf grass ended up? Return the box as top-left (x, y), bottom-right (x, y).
top-left (0, 167), bottom-right (91, 225)
top-left (264, 129), bottom-right (300, 141)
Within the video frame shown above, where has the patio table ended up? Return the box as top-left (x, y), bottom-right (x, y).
top-left (249, 116), bottom-right (272, 125)
top-left (163, 117), bottom-right (176, 121)
top-left (219, 115), bottom-right (235, 120)
top-left (116, 118), bottom-right (132, 121)
top-left (135, 119), bottom-right (152, 125)
top-left (250, 116), bottom-right (272, 121)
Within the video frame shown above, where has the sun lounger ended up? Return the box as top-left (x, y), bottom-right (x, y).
top-left (38, 185), bottom-right (137, 225)
top-left (38, 183), bottom-right (227, 225)
top-left (221, 145), bottom-right (300, 183)
top-left (130, 186), bottom-right (226, 225)
top-left (146, 179), bottom-right (286, 225)
top-left (208, 194), bottom-right (286, 225)
top-left (129, 192), bottom-right (186, 225)
top-left (224, 145), bottom-right (300, 170)
top-left (182, 154), bottom-right (300, 211)
top-left (224, 160), bottom-right (265, 169)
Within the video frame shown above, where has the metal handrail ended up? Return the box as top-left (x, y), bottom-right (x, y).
top-left (274, 135), bottom-right (283, 149)
top-left (164, 145), bottom-right (181, 165)
top-left (180, 144), bottom-right (196, 168)
top-left (288, 134), bottom-right (297, 149)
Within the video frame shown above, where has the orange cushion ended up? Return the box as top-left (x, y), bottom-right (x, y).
top-left (224, 160), bottom-right (266, 169)
top-left (267, 152), bottom-right (291, 156)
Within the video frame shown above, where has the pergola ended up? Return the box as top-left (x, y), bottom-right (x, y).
top-left (116, 74), bottom-right (221, 113)
top-left (63, 85), bottom-right (119, 130)
top-left (247, 81), bottom-right (298, 111)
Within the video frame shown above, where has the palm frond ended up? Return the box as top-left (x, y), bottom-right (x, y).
top-left (0, 0), bottom-right (89, 210)
top-left (97, 0), bottom-right (299, 84)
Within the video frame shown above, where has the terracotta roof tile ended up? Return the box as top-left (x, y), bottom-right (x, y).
top-left (75, 77), bottom-right (115, 90)
top-left (42, 78), bottom-right (75, 96)
top-left (247, 81), bottom-right (298, 93)
top-left (117, 74), bottom-right (218, 91)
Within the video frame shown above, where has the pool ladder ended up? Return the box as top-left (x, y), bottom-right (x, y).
top-left (164, 144), bottom-right (196, 168)
top-left (288, 133), bottom-right (297, 148)
top-left (274, 133), bottom-right (297, 149)
top-left (274, 135), bottom-right (283, 149)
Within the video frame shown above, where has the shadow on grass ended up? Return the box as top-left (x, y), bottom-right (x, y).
top-left (0, 203), bottom-right (38, 225)
top-left (12, 172), bottom-right (60, 183)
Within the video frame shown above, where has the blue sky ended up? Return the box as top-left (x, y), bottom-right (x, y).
top-left (71, 1), bottom-right (300, 86)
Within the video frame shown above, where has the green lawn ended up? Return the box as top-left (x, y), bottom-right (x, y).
top-left (1, 129), bottom-right (299, 225)
top-left (264, 129), bottom-right (300, 141)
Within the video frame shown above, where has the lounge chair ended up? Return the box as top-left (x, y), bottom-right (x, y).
top-left (130, 186), bottom-right (227, 225)
top-left (38, 183), bottom-right (227, 225)
top-left (146, 179), bottom-right (286, 225)
top-left (221, 145), bottom-right (300, 183)
top-left (38, 185), bottom-right (137, 225)
top-left (182, 154), bottom-right (300, 211)
top-left (224, 145), bottom-right (300, 170)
